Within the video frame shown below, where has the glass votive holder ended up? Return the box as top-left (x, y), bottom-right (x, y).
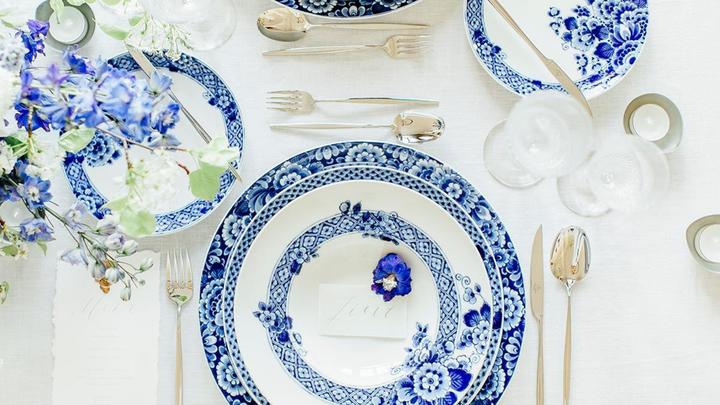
top-left (624, 93), bottom-right (683, 153)
top-left (686, 215), bottom-right (720, 272)
top-left (35, 0), bottom-right (96, 51)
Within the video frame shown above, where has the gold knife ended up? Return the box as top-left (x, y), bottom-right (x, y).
top-left (486, 0), bottom-right (593, 117)
top-left (531, 225), bottom-right (544, 405)
top-left (125, 45), bottom-right (243, 183)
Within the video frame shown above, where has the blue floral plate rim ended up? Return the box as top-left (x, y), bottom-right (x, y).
top-left (198, 141), bottom-right (525, 405)
top-left (223, 169), bottom-right (503, 404)
top-left (270, 0), bottom-right (425, 19)
top-left (463, 0), bottom-right (650, 99)
top-left (62, 51), bottom-right (244, 235)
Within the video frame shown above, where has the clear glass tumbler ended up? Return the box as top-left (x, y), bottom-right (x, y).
top-left (141, 0), bottom-right (237, 51)
top-left (557, 135), bottom-right (670, 217)
top-left (484, 91), bottom-right (594, 188)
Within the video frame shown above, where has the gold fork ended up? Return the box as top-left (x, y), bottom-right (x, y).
top-left (166, 249), bottom-right (193, 405)
top-left (263, 35), bottom-right (430, 58)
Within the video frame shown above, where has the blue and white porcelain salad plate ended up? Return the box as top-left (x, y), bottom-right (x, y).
top-left (227, 176), bottom-right (500, 404)
top-left (62, 52), bottom-right (243, 234)
top-left (198, 142), bottom-right (525, 405)
top-left (272, 0), bottom-right (424, 19)
top-left (465, 0), bottom-right (649, 98)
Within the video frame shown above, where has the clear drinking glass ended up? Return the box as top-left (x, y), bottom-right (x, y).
top-left (141, 0), bottom-right (237, 51)
top-left (557, 135), bottom-right (670, 217)
top-left (484, 91), bottom-right (594, 188)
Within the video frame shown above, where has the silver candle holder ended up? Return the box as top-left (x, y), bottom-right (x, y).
top-left (623, 93), bottom-right (683, 153)
top-left (35, 0), bottom-right (96, 50)
top-left (686, 215), bottom-right (720, 272)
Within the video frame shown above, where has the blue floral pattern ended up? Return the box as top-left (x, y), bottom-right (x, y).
top-left (464, 0), bottom-right (649, 96)
top-left (198, 142), bottom-right (525, 405)
top-left (548, 0), bottom-right (648, 82)
top-left (251, 200), bottom-right (470, 404)
top-left (62, 52), bottom-right (243, 234)
top-left (275, 0), bottom-right (420, 18)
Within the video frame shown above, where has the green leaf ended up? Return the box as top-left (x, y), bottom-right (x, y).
top-left (67, 0), bottom-right (89, 5)
top-left (98, 22), bottom-right (130, 41)
top-left (58, 128), bottom-right (95, 153)
top-left (36, 241), bottom-right (48, 255)
top-left (49, 0), bottom-right (65, 16)
top-left (118, 208), bottom-right (156, 238)
top-left (102, 196), bottom-right (129, 212)
top-left (189, 162), bottom-right (224, 201)
top-left (128, 15), bottom-right (143, 26)
top-left (100, 0), bottom-right (122, 5)
top-left (189, 138), bottom-right (239, 170)
top-left (3, 136), bottom-right (24, 147)
top-left (0, 245), bottom-right (18, 257)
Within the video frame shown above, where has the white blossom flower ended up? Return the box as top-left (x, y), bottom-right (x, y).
top-left (104, 232), bottom-right (126, 250)
top-left (127, 151), bottom-right (181, 212)
top-left (26, 135), bottom-right (65, 180)
top-left (0, 141), bottom-right (16, 175)
top-left (96, 215), bottom-right (119, 235)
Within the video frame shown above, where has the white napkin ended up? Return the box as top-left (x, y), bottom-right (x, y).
top-left (51, 250), bottom-right (160, 405)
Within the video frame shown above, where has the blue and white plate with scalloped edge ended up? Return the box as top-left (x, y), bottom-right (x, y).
top-left (198, 141), bottom-right (526, 405)
top-left (464, 0), bottom-right (649, 98)
top-left (272, 0), bottom-right (424, 19)
top-left (62, 52), bottom-right (243, 235)
top-left (227, 176), bottom-right (501, 405)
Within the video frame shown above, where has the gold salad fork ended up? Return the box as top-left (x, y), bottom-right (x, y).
top-left (166, 249), bottom-right (193, 405)
top-left (263, 35), bottom-right (430, 58)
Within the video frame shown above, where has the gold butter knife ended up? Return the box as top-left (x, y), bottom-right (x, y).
top-left (486, 0), bottom-right (593, 117)
top-left (531, 225), bottom-right (545, 405)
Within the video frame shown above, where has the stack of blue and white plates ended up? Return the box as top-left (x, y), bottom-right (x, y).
top-left (199, 141), bottom-right (526, 405)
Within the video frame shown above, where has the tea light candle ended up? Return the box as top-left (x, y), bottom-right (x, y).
top-left (630, 103), bottom-right (670, 141)
top-left (48, 6), bottom-right (88, 45)
top-left (696, 224), bottom-right (720, 263)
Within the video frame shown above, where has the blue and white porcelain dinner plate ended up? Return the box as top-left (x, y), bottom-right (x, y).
top-left (464, 0), bottom-right (649, 98)
top-left (198, 142), bottom-right (525, 405)
top-left (272, 0), bottom-right (423, 18)
top-left (62, 52), bottom-right (243, 235)
top-left (226, 176), bottom-right (501, 404)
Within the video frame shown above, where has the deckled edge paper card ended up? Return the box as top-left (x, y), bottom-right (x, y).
top-left (318, 284), bottom-right (407, 339)
top-left (51, 250), bottom-right (159, 405)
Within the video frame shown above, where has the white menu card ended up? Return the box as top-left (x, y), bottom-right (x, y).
top-left (51, 250), bottom-right (160, 405)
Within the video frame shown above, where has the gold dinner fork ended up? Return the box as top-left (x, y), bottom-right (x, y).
top-left (263, 35), bottom-right (430, 58)
top-left (166, 249), bottom-right (193, 405)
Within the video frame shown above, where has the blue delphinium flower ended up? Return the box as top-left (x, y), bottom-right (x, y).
top-left (63, 48), bottom-right (94, 74)
top-left (152, 102), bottom-right (180, 134)
top-left (17, 174), bottom-right (52, 209)
top-left (371, 253), bottom-right (412, 302)
top-left (19, 218), bottom-right (53, 242)
top-left (147, 71), bottom-right (172, 94)
top-left (19, 20), bottom-right (49, 64)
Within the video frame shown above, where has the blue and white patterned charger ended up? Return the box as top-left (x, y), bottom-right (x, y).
top-left (464, 0), bottom-right (649, 98)
top-left (272, 0), bottom-right (423, 18)
top-left (62, 52), bottom-right (243, 234)
top-left (198, 142), bottom-right (525, 405)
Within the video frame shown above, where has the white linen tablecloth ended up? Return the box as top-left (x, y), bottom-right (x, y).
top-left (1, 0), bottom-right (720, 404)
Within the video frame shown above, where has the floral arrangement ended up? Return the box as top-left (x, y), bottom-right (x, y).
top-left (371, 253), bottom-right (412, 302)
top-left (0, 19), bottom-right (237, 302)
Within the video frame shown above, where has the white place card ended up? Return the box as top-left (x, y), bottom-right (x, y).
top-left (51, 250), bottom-right (160, 405)
top-left (318, 284), bottom-right (407, 339)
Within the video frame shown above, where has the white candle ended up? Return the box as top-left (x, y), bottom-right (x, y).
top-left (630, 103), bottom-right (671, 142)
top-left (697, 224), bottom-right (720, 263)
top-left (48, 7), bottom-right (88, 45)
